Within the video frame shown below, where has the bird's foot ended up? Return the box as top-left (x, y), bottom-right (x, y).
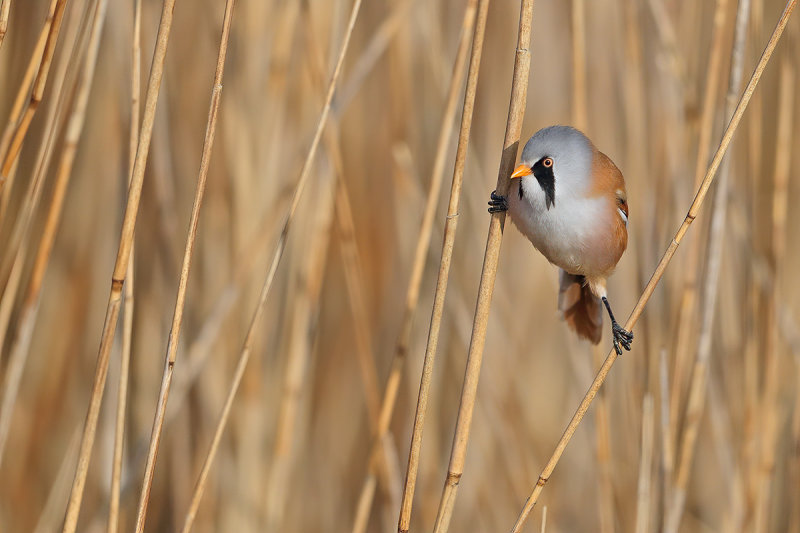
top-left (611, 321), bottom-right (633, 355)
top-left (488, 190), bottom-right (508, 213)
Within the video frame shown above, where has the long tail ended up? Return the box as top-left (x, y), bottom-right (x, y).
top-left (558, 270), bottom-right (603, 345)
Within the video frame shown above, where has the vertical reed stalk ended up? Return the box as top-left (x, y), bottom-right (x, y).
top-left (752, 51), bottom-right (793, 533)
top-left (396, 0), bottom-right (492, 529)
top-left (431, 2), bottom-right (536, 532)
top-left (62, 0), bottom-right (179, 530)
top-left (132, 1), bottom-right (235, 529)
top-left (664, 2), bottom-right (750, 531)
top-left (349, 2), bottom-right (477, 531)
top-left (510, 3), bottom-right (795, 530)
top-left (108, 1), bottom-right (141, 531)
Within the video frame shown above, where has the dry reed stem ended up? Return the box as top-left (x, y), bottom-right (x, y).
top-left (131, 1), bottom-right (235, 529)
top-left (752, 52), bottom-right (793, 533)
top-left (666, 0), bottom-right (728, 463)
top-left (431, 1), bottom-right (535, 532)
top-left (348, 3), bottom-right (477, 531)
top-left (510, 2), bottom-right (795, 530)
top-left (0, 0), bottom-right (10, 49)
top-left (108, 1), bottom-right (141, 531)
top-left (664, 1), bottom-right (750, 531)
top-left (634, 394), bottom-right (654, 533)
top-left (0, 0), bottom-right (93, 463)
top-left (0, 8), bottom-right (51, 225)
top-left (396, 0), bottom-right (492, 529)
top-left (0, 0), bottom-right (67, 192)
top-left (62, 0), bottom-right (179, 529)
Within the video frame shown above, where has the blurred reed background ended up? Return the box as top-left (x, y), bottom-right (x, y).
top-left (0, 0), bottom-right (798, 532)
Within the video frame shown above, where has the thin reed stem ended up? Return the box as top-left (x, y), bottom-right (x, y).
top-left (108, 1), bottom-right (141, 531)
top-left (62, 0), bottom-right (179, 529)
top-left (396, 0), bottom-right (492, 529)
top-left (510, 3), bottom-right (796, 530)
top-left (132, 0), bottom-right (235, 529)
top-left (431, 1), bottom-right (536, 532)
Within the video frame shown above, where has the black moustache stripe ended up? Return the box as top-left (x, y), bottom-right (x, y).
top-left (533, 157), bottom-right (555, 209)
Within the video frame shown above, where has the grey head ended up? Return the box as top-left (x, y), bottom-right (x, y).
top-left (515, 125), bottom-right (595, 208)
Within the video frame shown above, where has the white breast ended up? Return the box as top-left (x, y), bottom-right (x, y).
top-left (507, 178), bottom-right (613, 276)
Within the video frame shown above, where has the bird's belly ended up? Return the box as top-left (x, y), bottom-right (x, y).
top-left (509, 194), bottom-right (615, 276)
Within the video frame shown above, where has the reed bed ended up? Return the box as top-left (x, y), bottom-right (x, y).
top-left (0, 1), bottom-right (799, 532)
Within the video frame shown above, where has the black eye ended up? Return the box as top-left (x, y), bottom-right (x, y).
top-left (542, 157), bottom-right (553, 168)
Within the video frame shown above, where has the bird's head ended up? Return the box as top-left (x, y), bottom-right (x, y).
top-left (510, 125), bottom-right (594, 209)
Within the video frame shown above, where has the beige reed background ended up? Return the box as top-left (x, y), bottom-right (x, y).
top-left (0, 0), bottom-right (798, 532)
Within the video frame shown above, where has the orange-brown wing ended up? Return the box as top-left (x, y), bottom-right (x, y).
top-left (590, 149), bottom-right (629, 266)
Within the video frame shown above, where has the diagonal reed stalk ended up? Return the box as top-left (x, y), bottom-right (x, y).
top-left (166, 0), bottom-right (363, 529)
top-left (349, 2), bottom-right (477, 531)
top-left (131, 0), bottom-right (236, 529)
top-left (431, 1), bottom-right (536, 532)
top-left (0, 0), bottom-right (67, 195)
top-left (62, 0), bottom-right (179, 530)
top-left (108, 1), bottom-right (141, 531)
top-left (396, 0), bottom-right (492, 530)
top-left (510, 2), bottom-right (795, 530)
top-left (664, 1), bottom-right (751, 531)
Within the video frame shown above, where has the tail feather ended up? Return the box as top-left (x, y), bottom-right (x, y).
top-left (558, 270), bottom-right (603, 345)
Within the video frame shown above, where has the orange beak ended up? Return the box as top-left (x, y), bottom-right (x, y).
top-left (510, 164), bottom-right (532, 179)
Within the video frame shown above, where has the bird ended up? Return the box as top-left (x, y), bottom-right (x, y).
top-left (488, 125), bottom-right (633, 355)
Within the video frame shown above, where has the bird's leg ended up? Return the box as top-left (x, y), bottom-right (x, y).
top-left (488, 190), bottom-right (508, 213)
top-left (602, 296), bottom-right (633, 355)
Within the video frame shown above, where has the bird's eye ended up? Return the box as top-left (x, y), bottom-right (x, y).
top-left (542, 157), bottom-right (553, 168)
